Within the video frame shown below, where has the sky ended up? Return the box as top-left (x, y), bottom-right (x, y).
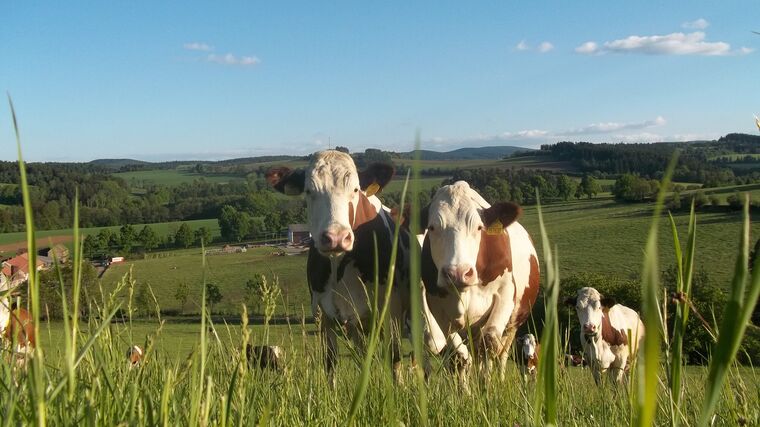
top-left (1, 1), bottom-right (759, 162)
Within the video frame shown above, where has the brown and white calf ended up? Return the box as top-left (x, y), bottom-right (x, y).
top-left (246, 344), bottom-right (285, 371)
top-left (517, 333), bottom-right (540, 379)
top-left (126, 345), bottom-right (143, 367)
top-left (565, 287), bottom-right (644, 385)
top-left (1, 274), bottom-right (35, 364)
top-left (267, 150), bottom-right (414, 386)
top-left (418, 181), bottom-right (540, 385)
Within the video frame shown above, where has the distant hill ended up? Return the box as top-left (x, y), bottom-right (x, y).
top-left (398, 146), bottom-right (533, 160)
top-left (89, 158), bottom-right (152, 169)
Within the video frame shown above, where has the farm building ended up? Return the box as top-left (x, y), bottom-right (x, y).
top-left (1, 252), bottom-right (46, 283)
top-left (45, 244), bottom-right (70, 263)
top-left (288, 224), bottom-right (310, 245)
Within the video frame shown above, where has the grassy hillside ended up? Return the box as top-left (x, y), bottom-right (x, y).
top-left (114, 169), bottom-right (245, 187)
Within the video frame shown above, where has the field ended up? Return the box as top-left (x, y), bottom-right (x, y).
top-left (113, 168), bottom-right (245, 187)
top-left (392, 155), bottom-right (576, 172)
top-left (0, 218), bottom-right (220, 256)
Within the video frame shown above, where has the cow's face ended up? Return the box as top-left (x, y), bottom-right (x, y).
top-left (565, 287), bottom-right (616, 337)
top-left (267, 150), bottom-right (393, 256)
top-left (423, 181), bottom-right (521, 291)
top-left (519, 334), bottom-right (537, 359)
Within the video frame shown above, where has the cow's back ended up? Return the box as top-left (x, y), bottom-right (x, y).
top-left (608, 304), bottom-right (645, 354)
top-left (506, 221), bottom-right (540, 328)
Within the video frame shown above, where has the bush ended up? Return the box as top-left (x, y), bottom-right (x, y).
top-left (710, 195), bottom-right (721, 207)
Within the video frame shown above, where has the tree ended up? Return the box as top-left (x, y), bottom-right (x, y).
top-left (119, 224), bottom-right (137, 253)
top-left (556, 174), bottom-right (576, 201)
top-left (138, 225), bottom-right (160, 251)
top-left (175, 223), bottom-right (194, 248)
top-left (194, 227), bottom-right (212, 246)
top-left (174, 282), bottom-right (190, 313)
top-left (205, 283), bottom-right (223, 312)
top-left (134, 282), bottom-right (153, 318)
top-left (335, 146), bottom-right (350, 153)
top-left (83, 234), bottom-right (104, 260)
top-left (667, 190), bottom-right (682, 210)
top-left (219, 205), bottom-right (249, 242)
top-left (579, 174), bottom-right (600, 199)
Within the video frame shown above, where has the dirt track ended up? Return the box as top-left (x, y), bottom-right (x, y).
top-left (0, 235), bottom-right (73, 254)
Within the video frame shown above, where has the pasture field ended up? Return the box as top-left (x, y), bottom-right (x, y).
top-left (391, 155), bottom-right (576, 172)
top-left (384, 176), bottom-right (446, 194)
top-left (15, 316), bottom-right (760, 426)
top-left (113, 168), bottom-right (245, 187)
top-left (100, 246), bottom-right (311, 316)
top-left (0, 218), bottom-right (220, 255)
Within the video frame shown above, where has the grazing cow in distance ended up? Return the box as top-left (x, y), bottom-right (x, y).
top-left (0, 274), bottom-right (35, 366)
top-left (267, 150), bottom-right (416, 386)
top-left (565, 287), bottom-right (644, 385)
top-left (246, 344), bottom-right (285, 371)
top-left (517, 333), bottom-right (540, 379)
top-left (417, 181), bottom-right (540, 386)
top-left (126, 345), bottom-right (143, 368)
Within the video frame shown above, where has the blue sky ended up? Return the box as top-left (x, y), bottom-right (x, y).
top-left (1, 1), bottom-right (759, 161)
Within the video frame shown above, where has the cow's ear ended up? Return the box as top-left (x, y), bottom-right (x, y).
top-left (482, 202), bottom-right (522, 229)
top-left (359, 163), bottom-right (395, 195)
top-left (266, 167), bottom-right (306, 195)
top-left (564, 296), bottom-right (577, 307)
top-left (600, 296), bottom-right (616, 309)
top-left (418, 204), bottom-right (430, 231)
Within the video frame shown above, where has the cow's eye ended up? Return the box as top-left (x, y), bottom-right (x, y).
top-left (305, 189), bottom-right (312, 196)
top-left (477, 225), bottom-right (483, 231)
top-left (354, 188), bottom-right (359, 193)
top-left (427, 225), bottom-right (435, 232)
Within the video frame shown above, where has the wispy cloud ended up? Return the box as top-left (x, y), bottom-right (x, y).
top-left (183, 42), bottom-right (213, 51)
top-left (537, 41), bottom-right (554, 53)
top-left (682, 18), bottom-right (709, 30)
top-left (561, 116), bottom-right (666, 135)
top-left (575, 31), bottom-right (749, 56)
top-left (515, 40), bottom-right (554, 53)
top-left (206, 53), bottom-right (261, 66)
top-left (424, 116), bottom-right (667, 147)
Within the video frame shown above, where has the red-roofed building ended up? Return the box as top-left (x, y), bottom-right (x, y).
top-left (1, 252), bottom-right (45, 283)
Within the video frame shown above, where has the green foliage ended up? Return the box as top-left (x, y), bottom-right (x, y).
top-left (38, 262), bottom-right (99, 319)
top-left (612, 173), bottom-right (659, 202)
top-left (578, 173), bottom-right (600, 199)
top-left (219, 205), bottom-right (249, 242)
top-left (194, 226), bottom-right (212, 246)
top-left (119, 224), bottom-right (137, 252)
top-left (174, 223), bottom-right (194, 248)
top-left (205, 282), bottom-right (223, 311)
top-left (173, 282), bottom-right (190, 313)
top-left (138, 225), bottom-right (160, 251)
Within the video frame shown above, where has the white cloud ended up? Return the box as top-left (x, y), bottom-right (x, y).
top-left (184, 42), bottom-right (213, 51)
top-left (575, 31), bottom-right (744, 56)
top-left (516, 40), bottom-right (530, 51)
top-left (561, 116), bottom-right (666, 136)
top-left (682, 18), bottom-right (709, 30)
top-left (575, 41), bottom-right (599, 54)
top-left (538, 41), bottom-right (554, 53)
top-left (207, 53), bottom-right (261, 66)
top-left (739, 47), bottom-right (755, 55)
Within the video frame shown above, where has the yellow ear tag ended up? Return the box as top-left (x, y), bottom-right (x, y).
top-left (365, 182), bottom-right (381, 197)
top-left (486, 219), bottom-right (504, 235)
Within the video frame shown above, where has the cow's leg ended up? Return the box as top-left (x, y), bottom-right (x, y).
top-left (498, 327), bottom-right (518, 380)
top-left (322, 318), bottom-right (339, 389)
top-left (479, 284), bottom-right (516, 360)
top-left (421, 289), bottom-right (447, 380)
top-left (447, 332), bottom-right (472, 393)
top-left (592, 367), bottom-right (603, 386)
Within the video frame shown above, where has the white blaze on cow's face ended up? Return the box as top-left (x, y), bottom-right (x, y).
top-left (520, 334), bottom-right (537, 359)
top-left (573, 287), bottom-right (605, 336)
top-left (302, 152), bottom-right (361, 255)
top-left (425, 182), bottom-right (485, 289)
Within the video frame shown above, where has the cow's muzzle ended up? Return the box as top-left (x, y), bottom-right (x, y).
top-left (318, 227), bottom-right (354, 254)
top-left (440, 264), bottom-right (477, 290)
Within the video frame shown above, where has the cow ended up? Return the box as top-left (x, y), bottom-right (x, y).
top-left (267, 150), bottom-right (415, 386)
top-left (564, 287), bottom-right (644, 385)
top-left (246, 344), bottom-right (285, 371)
top-left (0, 274), bottom-right (35, 366)
top-left (417, 181), bottom-right (540, 386)
top-left (126, 345), bottom-right (143, 368)
top-left (517, 333), bottom-right (540, 380)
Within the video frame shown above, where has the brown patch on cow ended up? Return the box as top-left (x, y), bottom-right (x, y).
top-left (348, 193), bottom-right (378, 230)
top-left (3, 307), bottom-right (35, 348)
top-left (523, 343), bottom-right (540, 371)
top-left (511, 254), bottom-right (541, 326)
top-left (126, 346), bottom-right (142, 366)
top-left (475, 230), bottom-right (511, 284)
top-left (601, 309), bottom-right (629, 347)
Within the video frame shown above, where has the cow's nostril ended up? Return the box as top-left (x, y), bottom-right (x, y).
top-left (321, 232), bottom-right (334, 247)
top-left (464, 268), bottom-right (474, 279)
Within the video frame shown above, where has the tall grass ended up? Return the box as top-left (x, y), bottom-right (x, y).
top-left (2, 107), bottom-right (759, 425)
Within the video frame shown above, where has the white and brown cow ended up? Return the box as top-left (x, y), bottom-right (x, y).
top-left (267, 150), bottom-right (414, 386)
top-left (517, 333), bottom-right (540, 380)
top-left (1, 273), bottom-right (35, 365)
top-left (565, 287), bottom-right (644, 385)
top-left (126, 345), bottom-right (143, 368)
top-left (418, 181), bottom-right (540, 385)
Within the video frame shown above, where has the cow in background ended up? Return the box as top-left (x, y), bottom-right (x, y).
top-left (565, 287), bottom-right (644, 385)
top-left (417, 181), bottom-right (540, 387)
top-left (517, 333), bottom-right (540, 380)
top-left (0, 273), bottom-right (34, 366)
